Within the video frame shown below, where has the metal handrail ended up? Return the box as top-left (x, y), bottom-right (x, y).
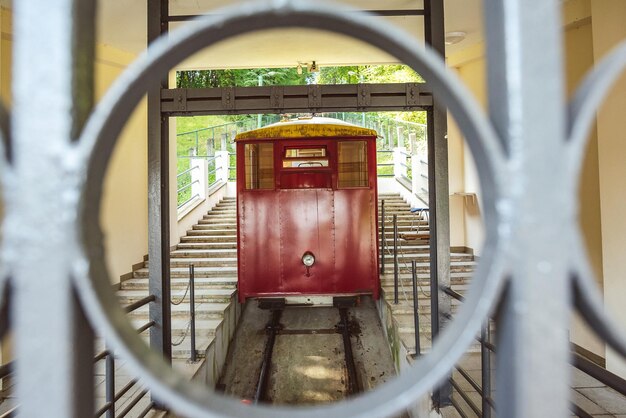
top-left (124, 295), bottom-right (156, 314)
top-left (114, 389), bottom-right (149, 418)
top-left (411, 260), bottom-right (421, 356)
top-left (178, 193), bottom-right (201, 209)
top-left (136, 320), bottom-right (156, 334)
top-left (189, 264), bottom-right (197, 362)
top-left (0, 406), bottom-right (17, 418)
top-left (393, 214), bottom-right (399, 304)
top-left (178, 155), bottom-right (218, 163)
top-left (572, 351), bottom-right (626, 397)
top-left (0, 361), bottom-right (13, 380)
top-left (177, 179), bottom-right (199, 194)
top-left (176, 165), bottom-right (199, 178)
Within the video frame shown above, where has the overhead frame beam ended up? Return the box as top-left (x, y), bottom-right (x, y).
top-left (167, 9), bottom-right (425, 22)
top-left (161, 83), bottom-right (433, 116)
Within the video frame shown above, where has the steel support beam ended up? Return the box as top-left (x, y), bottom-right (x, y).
top-left (161, 83), bottom-right (432, 116)
top-left (167, 9), bottom-right (426, 22)
top-left (147, 0), bottom-right (172, 363)
top-left (485, 1), bottom-right (569, 417)
top-left (424, 0), bottom-right (452, 408)
top-left (12, 0), bottom-right (95, 416)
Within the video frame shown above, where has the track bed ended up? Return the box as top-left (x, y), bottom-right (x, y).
top-left (217, 296), bottom-right (396, 405)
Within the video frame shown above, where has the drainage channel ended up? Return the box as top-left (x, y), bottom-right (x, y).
top-left (217, 296), bottom-right (396, 406)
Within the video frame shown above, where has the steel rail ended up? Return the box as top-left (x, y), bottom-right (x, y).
top-left (254, 309), bottom-right (282, 404)
top-left (338, 307), bottom-right (359, 395)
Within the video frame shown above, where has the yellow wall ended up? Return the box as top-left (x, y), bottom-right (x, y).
top-left (590, 0), bottom-right (626, 378)
top-left (0, 7), bottom-right (11, 105)
top-left (445, 1), bottom-right (624, 366)
top-left (447, 43), bottom-right (487, 256)
top-left (96, 44), bottom-right (149, 284)
top-left (563, 9), bottom-right (605, 359)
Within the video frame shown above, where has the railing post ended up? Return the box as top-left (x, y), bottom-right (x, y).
top-left (396, 126), bottom-right (404, 148)
top-left (411, 260), bottom-right (421, 357)
top-left (189, 264), bottom-right (197, 363)
top-left (105, 350), bottom-right (115, 418)
top-left (220, 133), bottom-right (227, 151)
top-left (393, 214), bottom-right (399, 304)
top-left (481, 322), bottom-right (491, 418)
top-left (216, 150), bottom-right (230, 183)
top-left (380, 200), bottom-right (386, 274)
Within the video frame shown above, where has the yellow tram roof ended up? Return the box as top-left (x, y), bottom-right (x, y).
top-left (234, 117), bottom-right (377, 141)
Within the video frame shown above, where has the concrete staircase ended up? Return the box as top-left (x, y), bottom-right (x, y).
top-left (378, 193), bottom-right (480, 418)
top-left (377, 193), bottom-right (477, 356)
top-left (117, 196), bottom-right (240, 375)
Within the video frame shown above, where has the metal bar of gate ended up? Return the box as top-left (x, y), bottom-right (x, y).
top-left (424, 0), bottom-right (452, 407)
top-left (12, 1), bottom-right (96, 417)
top-left (485, 0), bottom-right (570, 417)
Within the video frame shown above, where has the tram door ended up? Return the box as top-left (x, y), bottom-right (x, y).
top-left (277, 142), bottom-right (336, 294)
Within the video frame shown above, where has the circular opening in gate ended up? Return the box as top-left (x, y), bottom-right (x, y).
top-left (75, 3), bottom-right (508, 418)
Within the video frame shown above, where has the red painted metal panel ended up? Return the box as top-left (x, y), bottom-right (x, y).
top-left (237, 130), bottom-right (380, 301)
top-left (278, 189), bottom-right (335, 294)
top-left (279, 172), bottom-right (332, 189)
top-left (334, 189), bottom-right (379, 298)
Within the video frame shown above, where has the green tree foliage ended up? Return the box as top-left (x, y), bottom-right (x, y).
top-left (177, 67), bottom-right (309, 88)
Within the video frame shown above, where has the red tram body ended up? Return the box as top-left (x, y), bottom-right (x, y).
top-left (235, 117), bottom-right (380, 302)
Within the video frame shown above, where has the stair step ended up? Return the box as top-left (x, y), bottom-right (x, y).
top-left (122, 277), bottom-right (237, 290)
top-left (133, 266), bottom-right (237, 278)
top-left (180, 235), bottom-right (237, 243)
top-left (187, 229), bottom-right (237, 236)
top-left (119, 288), bottom-right (235, 304)
top-left (176, 242), bottom-right (237, 249)
top-left (171, 248), bottom-right (238, 258)
top-left (128, 302), bottom-right (230, 320)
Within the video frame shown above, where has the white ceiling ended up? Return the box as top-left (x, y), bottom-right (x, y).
top-left (3, 0), bottom-right (483, 70)
top-left (95, 0), bottom-right (483, 70)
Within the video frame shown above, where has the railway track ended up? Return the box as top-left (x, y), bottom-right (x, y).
top-left (217, 296), bottom-right (395, 406)
top-left (253, 298), bottom-right (361, 404)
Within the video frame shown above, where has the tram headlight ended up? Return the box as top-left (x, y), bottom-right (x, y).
top-left (302, 252), bottom-right (315, 267)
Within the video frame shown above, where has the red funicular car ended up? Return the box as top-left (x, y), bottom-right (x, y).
top-left (235, 117), bottom-right (379, 303)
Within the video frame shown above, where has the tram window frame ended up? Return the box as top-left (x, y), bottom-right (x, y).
top-left (244, 142), bottom-right (275, 190)
top-left (282, 146), bottom-right (330, 169)
top-left (337, 140), bottom-right (369, 188)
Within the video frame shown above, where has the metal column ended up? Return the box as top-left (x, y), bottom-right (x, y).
top-left (147, 0), bottom-right (172, 363)
top-left (485, 1), bottom-right (570, 417)
top-left (11, 0), bottom-right (96, 416)
top-left (424, 0), bottom-right (452, 407)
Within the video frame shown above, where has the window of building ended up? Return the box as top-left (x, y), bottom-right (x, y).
top-left (337, 141), bottom-right (368, 188)
top-left (244, 143), bottom-right (274, 189)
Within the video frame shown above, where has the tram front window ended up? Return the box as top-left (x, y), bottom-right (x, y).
top-left (244, 143), bottom-right (274, 190)
top-left (283, 146), bottom-right (329, 168)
